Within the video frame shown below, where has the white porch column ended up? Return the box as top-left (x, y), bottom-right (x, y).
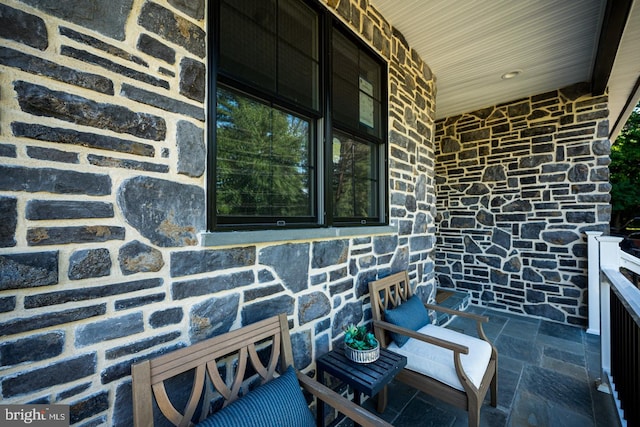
top-left (596, 236), bottom-right (623, 379)
top-left (586, 231), bottom-right (603, 335)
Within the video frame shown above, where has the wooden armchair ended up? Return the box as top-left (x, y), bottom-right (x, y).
top-left (131, 313), bottom-right (392, 427)
top-left (369, 272), bottom-right (497, 427)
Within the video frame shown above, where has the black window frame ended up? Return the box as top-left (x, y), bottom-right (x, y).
top-left (207, 0), bottom-right (388, 231)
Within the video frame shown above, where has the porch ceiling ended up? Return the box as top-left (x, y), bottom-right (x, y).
top-left (370, 0), bottom-right (640, 139)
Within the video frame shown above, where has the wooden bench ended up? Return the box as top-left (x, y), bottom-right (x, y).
top-left (131, 313), bottom-right (392, 427)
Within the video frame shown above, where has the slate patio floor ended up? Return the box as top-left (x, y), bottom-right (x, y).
top-left (347, 305), bottom-right (622, 427)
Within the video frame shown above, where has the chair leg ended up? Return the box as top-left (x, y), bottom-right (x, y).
top-left (468, 398), bottom-right (481, 427)
top-left (376, 384), bottom-right (388, 413)
top-left (490, 371), bottom-right (498, 408)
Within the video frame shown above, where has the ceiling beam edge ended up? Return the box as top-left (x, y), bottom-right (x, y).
top-left (591, 0), bottom-right (634, 95)
top-left (610, 75), bottom-right (640, 141)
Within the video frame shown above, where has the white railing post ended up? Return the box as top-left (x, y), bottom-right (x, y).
top-left (586, 231), bottom-right (603, 335)
top-left (596, 236), bottom-right (623, 383)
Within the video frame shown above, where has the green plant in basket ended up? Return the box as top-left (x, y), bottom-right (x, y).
top-left (344, 324), bottom-right (378, 350)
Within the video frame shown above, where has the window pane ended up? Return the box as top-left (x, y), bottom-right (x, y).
top-left (332, 27), bottom-right (382, 139)
top-left (278, 42), bottom-right (319, 110)
top-left (332, 30), bottom-right (359, 127)
top-left (332, 130), bottom-right (378, 218)
top-left (278, 0), bottom-right (318, 59)
top-left (278, 0), bottom-right (319, 110)
top-left (220, 0), bottom-right (276, 91)
top-left (216, 87), bottom-right (313, 218)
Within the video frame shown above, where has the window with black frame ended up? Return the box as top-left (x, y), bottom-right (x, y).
top-left (210, 0), bottom-right (387, 231)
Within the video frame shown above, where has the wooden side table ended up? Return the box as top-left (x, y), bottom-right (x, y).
top-left (316, 347), bottom-right (407, 426)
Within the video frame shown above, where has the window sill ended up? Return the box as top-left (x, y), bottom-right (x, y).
top-left (200, 224), bottom-right (397, 247)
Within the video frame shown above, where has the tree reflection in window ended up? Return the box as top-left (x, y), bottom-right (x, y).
top-left (332, 130), bottom-right (378, 219)
top-left (216, 87), bottom-right (313, 218)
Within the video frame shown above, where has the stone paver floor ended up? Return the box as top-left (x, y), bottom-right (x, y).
top-left (344, 306), bottom-right (622, 427)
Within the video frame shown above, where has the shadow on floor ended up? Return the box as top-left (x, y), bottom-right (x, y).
top-left (340, 306), bottom-right (622, 427)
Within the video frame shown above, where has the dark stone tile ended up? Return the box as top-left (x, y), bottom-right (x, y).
top-left (360, 396), bottom-right (397, 424)
top-left (88, 154), bottom-right (169, 173)
top-left (27, 147), bottom-right (80, 163)
top-left (0, 304), bottom-right (106, 337)
top-left (501, 318), bottom-right (540, 338)
top-left (477, 407), bottom-right (508, 427)
top-left (120, 83), bottom-right (204, 121)
top-left (490, 365), bottom-right (520, 409)
top-left (20, 0), bottom-right (133, 41)
top-left (0, 165), bottom-right (111, 196)
top-left (383, 380), bottom-right (419, 414)
top-left (465, 304), bottom-right (487, 315)
top-left (119, 176), bottom-right (204, 247)
top-left (60, 27), bottom-right (147, 67)
top-left (372, 380), bottom-right (418, 414)
top-left (70, 391), bottom-right (109, 424)
top-left (0, 251), bottom-right (58, 290)
top-left (14, 81), bottom-right (166, 141)
top-left (137, 33), bottom-right (175, 64)
top-left (591, 387), bottom-right (622, 427)
top-left (0, 331), bottom-right (65, 367)
top-left (539, 320), bottom-right (584, 343)
top-left (0, 4), bottom-right (48, 50)
top-left (25, 278), bottom-right (162, 308)
top-left (510, 390), bottom-right (594, 427)
top-left (446, 315), bottom-right (477, 335)
top-left (536, 332), bottom-right (584, 355)
top-left (1, 47), bottom-right (113, 95)
top-left (585, 349), bottom-right (602, 382)
top-left (14, 122), bottom-right (154, 156)
top-left (584, 332), bottom-right (600, 353)
top-left (544, 346), bottom-right (585, 367)
top-left (1, 353), bottom-right (96, 398)
top-left (520, 365), bottom-right (592, 414)
top-left (138, 2), bottom-right (205, 57)
top-left (541, 356), bottom-right (587, 381)
top-left (495, 334), bottom-right (542, 365)
top-left (75, 313), bottom-right (144, 347)
top-left (498, 355), bottom-right (524, 375)
top-left (26, 200), bottom-right (113, 220)
top-left (62, 45), bottom-right (168, 89)
top-left (393, 395), bottom-right (456, 427)
top-left (451, 405), bottom-right (507, 427)
top-left (28, 225), bottom-right (124, 246)
top-left (483, 324), bottom-right (507, 342)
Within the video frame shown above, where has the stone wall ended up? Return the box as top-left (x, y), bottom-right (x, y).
top-left (0, 0), bottom-right (437, 424)
top-left (434, 84), bottom-right (611, 326)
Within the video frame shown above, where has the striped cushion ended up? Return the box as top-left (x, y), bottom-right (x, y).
top-left (196, 366), bottom-right (315, 427)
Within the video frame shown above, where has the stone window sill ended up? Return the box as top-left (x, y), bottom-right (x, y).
top-left (200, 224), bottom-right (397, 247)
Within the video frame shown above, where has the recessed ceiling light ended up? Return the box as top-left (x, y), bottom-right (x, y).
top-left (501, 70), bottom-right (522, 80)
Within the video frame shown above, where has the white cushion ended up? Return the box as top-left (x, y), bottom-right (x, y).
top-left (387, 324), bottom-right (492, 391)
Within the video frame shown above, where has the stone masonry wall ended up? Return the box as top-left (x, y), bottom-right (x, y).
top-left (0, 0), bottom-right (437, 424)
top-left (434, 84), bottom-right (611, 326)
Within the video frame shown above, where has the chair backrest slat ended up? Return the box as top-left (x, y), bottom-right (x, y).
top-left (369, 271), bottom-right (415, 348)
top-left (132, 314), bottom-right (293, 426)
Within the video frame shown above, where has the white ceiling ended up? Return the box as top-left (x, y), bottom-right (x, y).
top-left (370, 0), bottom-right (640, 137)
top-left (608, 0), bottom-right (640, 138)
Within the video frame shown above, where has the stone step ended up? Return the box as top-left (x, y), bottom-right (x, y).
top-left (433, 289), bottom-right (470, 326)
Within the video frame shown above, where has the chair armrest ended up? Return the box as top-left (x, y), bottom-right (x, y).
top-left (423, 304), bottom-right (492, 343)
top-left (296, 371), bottom-right (393, 427)
top-left (423, 303), bottom-right (488, 322)
top-left (372, 320), bottom-right (469, 354)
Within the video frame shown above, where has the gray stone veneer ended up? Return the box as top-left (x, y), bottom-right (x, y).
top-left (0, 0), bottom-right (437, 425)
top-left (435, 85), bottom-right (610, 325)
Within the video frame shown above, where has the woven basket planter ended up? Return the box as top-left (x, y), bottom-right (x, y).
top-left (344, 343), bottom-right (380, 363)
